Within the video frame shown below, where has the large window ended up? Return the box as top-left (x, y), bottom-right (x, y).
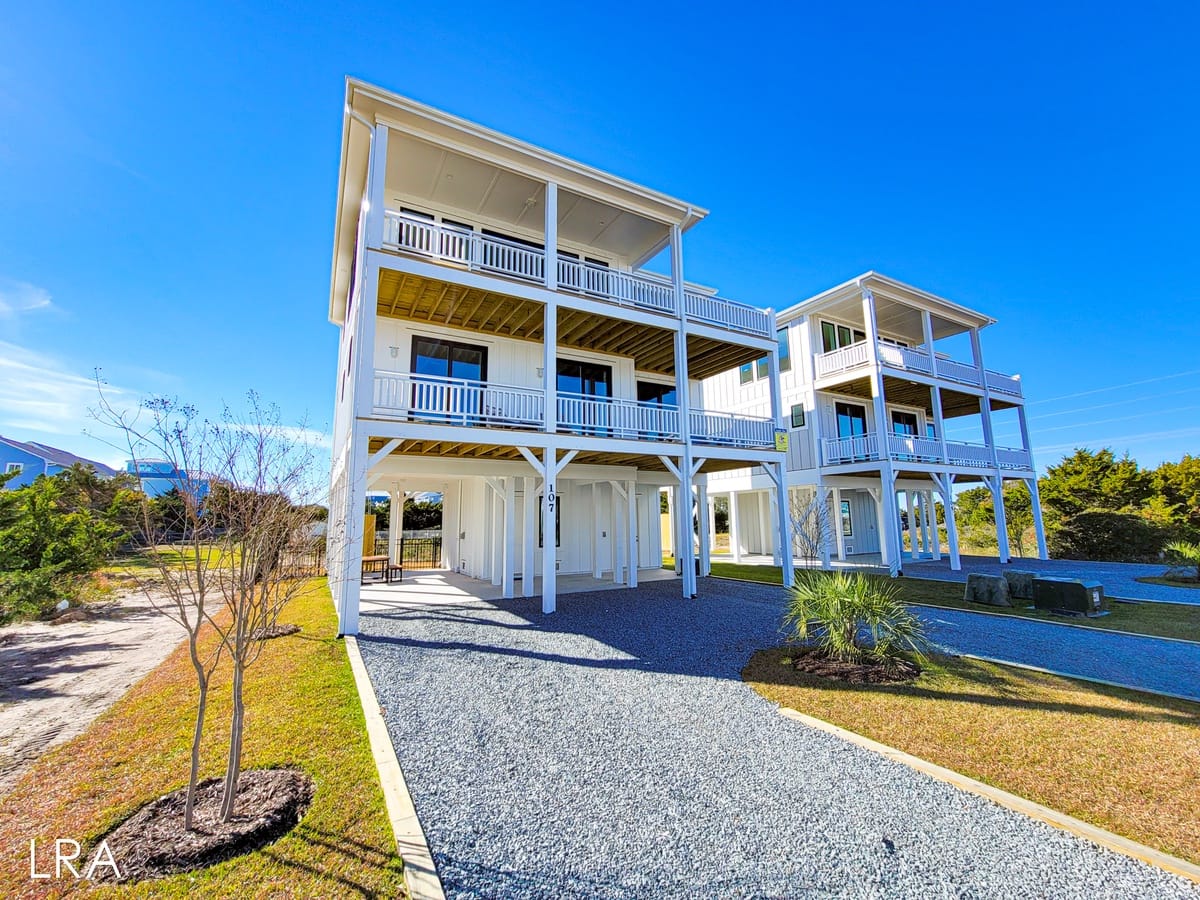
top-left (411, 337), bottom-right (487, 382)
top-left (742, 327), bottom-right (791, 383)
top-left (835, 402), bottom-right (868, 438)
top-left (777, 327), bottom-right (791, 372)
top-left (558, 359), bottom-right (613, 436)
top-left (410, 337), bottom-right (488, 423)
top-left (790, 404), bottom-right (806, 428)
top-left (739, 363), bottom-right (754, 385)
top-left (557, 359), bottom-right (611, 397)
top-left (637, 382), bottom-right (676, 407)
top-left (891, 411), bottom-right (919, 435)
top-left (821, 321), bottom-right (867, 354)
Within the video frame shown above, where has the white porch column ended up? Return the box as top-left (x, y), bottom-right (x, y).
top-left (388, 485), bottom-right (404, 565)
top-left (926, 490), bottom-right (942, 560)
top-left (670, 222), bottom-right (696, 598)
top-left (919, 491), bottom-right (934, 558)
top-left (610, 482), bottom-right (623, 585)
top-left (337, 423), bottom-right (370, 636)
top-left (664, 487), bottom-right (676, 560)
top-left (542, 448), bottom-right (558, 613)
top-left (921, 309), bottom-right (937, 371)
top-left (774, 463), bottom-right (794, 587)
top-left (366, 124), bottom-right (388, 249)
top-left (523, 476), bottom-right (537, 596)
top-left (544, 297), bottom-right (557, 434)
top-left (988, 475), bottom-right (1011, 563)
top-left (768, 489), bottom-right (781, 565)
top-left (502, 477), bottom-right (516, 599)
top-left (729, 491), bottom-right (742, 563)
top-left (544, 182), bottom-right (558, 291)
top-left (489, 484), bottom-right (502, 586)
top-left (931, 383), bottom-right (949, 463)
top-left (905, 490), bottom-right (918, 559)
top-left (706, 496), bottom-right (717, 558)
top-left (831, 486), bottom-right (846, 561)
top-left (936, 473), bottom-right (961, 571)
top-left (592, 483), bottom-right (604, 579)
top-left (626, 480), bottom-right (638, 587)
top-left (697, 483), bottom-right (711, 577)
top-left (1028, 476), bottom-right (1049, 560)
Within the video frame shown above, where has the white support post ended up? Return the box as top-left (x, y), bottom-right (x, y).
top-left (919, 491), bottom-right (934, 558)
top-left (1028, 476), bottom-right (1049, 560)
top-left (592, 483), bottom-right (604, 579)
top-left (610, 482), bottom-right (623, 585)
top-left (921, 308), bottom-right (936, 370)
top-left (523, 476), bottom-right (537, 596)
top-left (489, 483), bottom-right (502, 587)
top-left (337, 423), bottom-right (369, 636)
top-left (935, 473), bottom-right (962, 571)
top-left (768, 488), bottom-right (781, 565)
top-left (544, 298), bottom-right (557, 434)
top-left (988, 474), bottom-right (1011, 563)
top-left (831, 486), bottom-right (846, 562)
top-left (542, 448), bottom-right (558, 614)
top-left (502, 477), bottom-right (516, 599)
top-left (931, 383), bottom-right (949, 463)
top-left (774, 462), bottom-right (794, 587)
top-left (697, 483), bottom-right (711, 577)
top-left (544, 182), bottom-right (558, 291)
top-left (366, 124), bottom-right (388, 250)
top-left (626, 480), bottom-right (639, 587)
top-left (670, 222), bottom-right (696, 598)
top-left (665, 486), bottom-right (676, 560)
top-left (926, 490), bottom-right (942, 560)
top-left (728, 491), bottom-right (742, 563)
top-left (905, 490), bottom-right (917, 559)
top-left (388, 485), bottom-right (403, 566)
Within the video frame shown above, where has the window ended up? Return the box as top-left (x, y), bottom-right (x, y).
top-left (558, 359), bottom-right (613, 435)
top-left (538, 497), bottom-right (561, 548)
top-left (891, 411), bottom-right (919, 436)
top-left (5, 462), bottom-right (22, 474)
top-left (835, 402), bottom-right (868, 438)
top-left (743, 328), bottom-right (790, 381)
top-left (557, 359), bottom-right (611, 398)
top-left (739, 363), bottom-right (754, 385)
top-left (821, 321), bottom-right (837, 353)
top-left (926, 423), bottom-right (937, 439)
top-left (777, 328), bottom-right (791, 372)
top-left (755, 357), bottom-right (768, 379)
top-left (840, 499), bottom-right (853, 537)
top-left (637, 382), bottom-right (677, 407)
top-left (410, 337), bottom-right (488, 423)
top-left (638, 382), bottom-right (678, 439)
top-left (790, 404), bottom-right (806, 428)
top-left (821, 321), bottom-right (867, 353)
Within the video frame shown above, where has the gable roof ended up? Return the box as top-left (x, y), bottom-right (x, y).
top-left (0, 435), bottom-right (118, 477)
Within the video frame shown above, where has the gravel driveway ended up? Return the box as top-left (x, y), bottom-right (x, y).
top-left (358, 578), bottom-right (1199, 899)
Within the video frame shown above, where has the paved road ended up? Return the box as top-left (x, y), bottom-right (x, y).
top-left (913, 606), bottom-right (1200, 701)
top-left (358, 579), bottom-right (1198, 899)
top-left (906, 555), bottom-right (1200, 604)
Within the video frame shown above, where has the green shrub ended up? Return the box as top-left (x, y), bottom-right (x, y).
top-left (782, 571), bottom-right (929, 668)
top-left (1164, 541), bottom-right (1200, 583)
top-left (1048, 510), bottom-right (1170, 562)
top-left (0, 567), bottom-right (61, 624)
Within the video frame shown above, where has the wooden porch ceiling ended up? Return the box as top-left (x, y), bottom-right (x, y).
top-left (376, 269), bottom-right (761, 380)
top-left (829, 375), bottom-right (1019, 418)
top-left (366, 437), bottom-right (751, 473)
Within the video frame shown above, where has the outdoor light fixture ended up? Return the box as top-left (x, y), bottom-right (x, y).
top-left (389, 346), bottom-right (399, 358)
top-left (536, 367), bottom-right (544, 378)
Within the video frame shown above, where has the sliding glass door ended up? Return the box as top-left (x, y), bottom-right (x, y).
top-left (410, 337), bottom-right (488, 423)
top-left (558, 359), bottom-right (613, 435)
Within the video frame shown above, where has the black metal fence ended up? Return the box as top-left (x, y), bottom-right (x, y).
top-left (372, 533), bottom-right (443, 569)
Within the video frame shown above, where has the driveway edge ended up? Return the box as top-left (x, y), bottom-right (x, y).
top-left (776, 706), bottom-right (1200, 885)
top-left (345, 635), bottom-right (446, 900)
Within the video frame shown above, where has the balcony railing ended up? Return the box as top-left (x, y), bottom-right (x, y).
top-left (380, 209), bottom-right (771, 337)
top-left (814, 339), bottom-right (1021, 397)
top-left (821, 431), bottom-right (1032, 470)
top-left (373, 372), bottom-right (545, 427)
top-left (372, 371), bottom-right (774, 449)
top-left (690, 409), bottom-right (776, 448)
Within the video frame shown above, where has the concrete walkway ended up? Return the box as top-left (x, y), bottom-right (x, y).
top-left (906, 555), bottom-right (1200, 604)
top-left (357, 579), bottom-right (1198, 898)
top-left (913, 606), bottom-right (1200, 701)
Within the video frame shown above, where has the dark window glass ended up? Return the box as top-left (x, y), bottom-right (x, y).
top-left (755, 357), bottom-right (768, 378)
top-left (482, 228), bottom-right (543, 251)
top-left (557, 359), bottom-right (611, 397)
top-left (926, 423), bottom-right (937, 439)
top-left (410, 338), bottom-right (489, 423)
top-left (790, 405), bottom-right (805, 428)
top-left (841, 499), bottom-right (853, 537)
top-left (835, 402), bottom-right (867, 438)
top-left (739, 363), bottom-right (754, 385)
top-left (777, 327), bottom-right (791, 372)
top-left (837, 325), bottom-right (852, 347)
top-left (637, 382), bottom-right (677, 406)
top-left (821, 322), bottom-right (837, 353)
top-left (853, 330), bottom-right (866, 344)
top-left (891, 411), bottom-right (919, 435)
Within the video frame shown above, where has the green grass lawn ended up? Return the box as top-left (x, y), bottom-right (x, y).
top-left (0, 579), bottom-right (407, 896)
top-left (745, 648), bottom-right (1200, 866)
top-left (667, 556), bottom-right (1200, 643)
top-left (1137, 575), bottom-right (1200, 591)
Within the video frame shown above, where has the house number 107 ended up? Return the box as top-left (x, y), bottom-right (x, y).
top-left (546, 487), bottom-right (555, 512)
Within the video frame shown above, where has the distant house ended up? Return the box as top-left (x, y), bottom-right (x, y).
top-left (0, 435), bottom-right (117, 490)
top-left (126, 459), bottom-right (211, 501)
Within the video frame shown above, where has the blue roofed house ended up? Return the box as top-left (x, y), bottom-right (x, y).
top-left (126, 459), bottom-right (211, 501)
top-left (0, 435), bottom-right (118, 489)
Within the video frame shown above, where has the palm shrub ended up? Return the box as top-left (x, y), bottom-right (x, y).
top-left (1164, 541), bottom-right (1200, 583)
top-left (783, 571), bottom-right (929, 667)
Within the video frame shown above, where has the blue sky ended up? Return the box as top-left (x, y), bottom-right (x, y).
top-left (1, 1), bottom-right (1197, 477)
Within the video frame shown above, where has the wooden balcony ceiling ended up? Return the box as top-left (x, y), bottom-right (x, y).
top-left (376, 270), bottom-right (761, 379)
top-left (831, 376), bottom-right (1020, 417)
top-left (366, 437), bottom-right (752, 473)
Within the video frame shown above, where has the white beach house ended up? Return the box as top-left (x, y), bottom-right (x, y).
top-left (325, 79), bottom-right (792, 635)
top-left (700, 272), bottom-right (1047, 572)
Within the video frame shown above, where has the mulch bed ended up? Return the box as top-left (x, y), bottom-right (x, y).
top-left (252, 623), bottom-right (301, 640)
top-left (96, 767), bottom-right (315, 883)
top-left (786, 647), bottom-right (920, 684)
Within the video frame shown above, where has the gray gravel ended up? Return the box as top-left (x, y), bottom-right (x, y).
top-left (913, 606), bottom-right (1200, 700)
top-left (358, 578), bottom-right (1200, 899)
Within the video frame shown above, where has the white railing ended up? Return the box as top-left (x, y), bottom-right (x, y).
top-left (877, 342), bottom-right (934, 375)
top-left (996, 446), bottom-right (1033, 469)
top-left (934, 357), bottom-right (984, 387)
top-left (945, 441), bottom-right (994, 467)
top-left (986, 370), bottom-right (1023, 397)
top-left (373, 371), bottom-right (545, 428)
top-left (886, 433), bottom-right (944, 462)
top-left (556, 393), bottom-right (681, 440)
top-left (556, 258), bottom-right (675, 313)
top-left (684, 290), bottom-right (771, 336)
top-left (689, 409), bottom-right (776, 448)
top-left (381, 210), bottom-right (770, 336)
top-left (815, 341), bottom-right (871, 378)
top-left (823, 433), bottom-right (881, 464)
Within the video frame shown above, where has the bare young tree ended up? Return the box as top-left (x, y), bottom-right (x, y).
top-left (205, 394), bottom-right (320, 822)
top-left (91, 388), bottom-right (224, 831)
top-left (789, 487), bottom-right (835, 570)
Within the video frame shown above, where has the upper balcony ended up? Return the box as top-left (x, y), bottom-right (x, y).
top-left (372, 370), bottom-right (777, 451)
top-left (820, 431), bottom-right (1032, 471)
top-left (814, 338), bottom-right (1023, 398)
top-left (380, 210), bottom-right (771, 337)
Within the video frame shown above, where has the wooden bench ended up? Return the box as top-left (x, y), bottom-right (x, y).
top-left (387, 563), bottom-right (404, 584)
top-left (361, 555), bottom-right (388, 583)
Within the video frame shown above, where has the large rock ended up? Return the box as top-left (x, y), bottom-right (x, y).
top-left (1004, 570), bottom-right (1036, 602)
top-left (965, 573), bottom-right (1012, 607)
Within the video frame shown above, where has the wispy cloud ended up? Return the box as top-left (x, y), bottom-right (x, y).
top-left (0, 278), bottom-right (53, 318)
top-left (0, 340), bottom-right (122, 436)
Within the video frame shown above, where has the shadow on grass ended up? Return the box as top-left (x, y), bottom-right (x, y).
top-left (743, 647), bottom-right (1200, 728)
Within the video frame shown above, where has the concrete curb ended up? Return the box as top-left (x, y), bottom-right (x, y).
top-left (776, 706), bottom-right (1200, 886)
top-left (344, 636), bottom-right (445, 900)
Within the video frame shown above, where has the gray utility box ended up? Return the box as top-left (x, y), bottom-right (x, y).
top-left (1032, 577), bottom-right (1106, 616)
